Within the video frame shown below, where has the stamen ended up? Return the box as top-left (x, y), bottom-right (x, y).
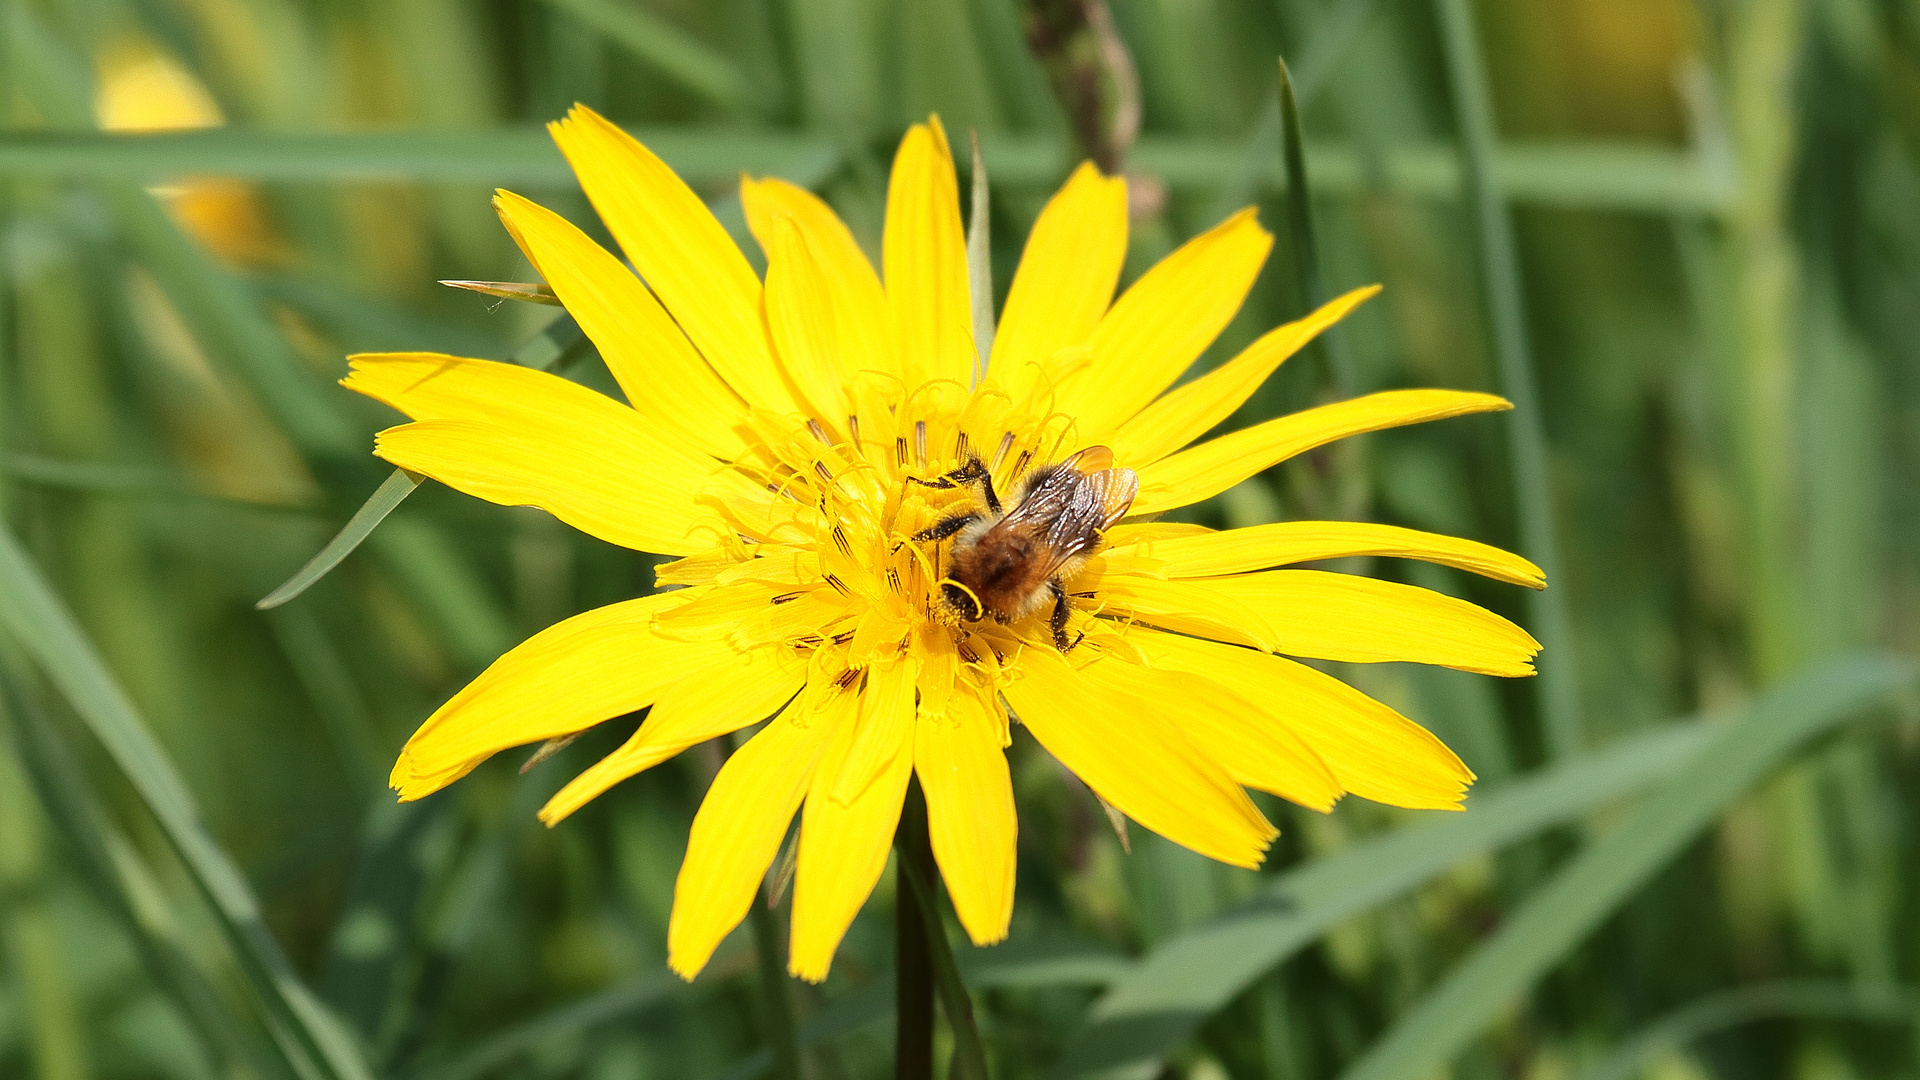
top-left (834, 668), bottom-right (862, 691)
top-left (772, 590), bottom-right (807, 605)
top-left (895, 437), bottom-right (908, 469)
top-left (1011, 448), bottom-right (1032, 478)
top-left (814, 460), bottom-right (834, 485)
top-left (823, 574), bottom-right (853, 597)
top-left (991, 432), bottom-right (1015, 469)
top-left (807, 418), bottom-right (831, 445)
top-left (885, 567), bottom-right (902, 594)
top-left (847, 415), bottom-right (861, 446)
top-left (957, 640), bottom-right (980, 665)
top-left (955, 431), bottom-right (971, 460)
top-left (913, 420), bottom-right (927, 465)
top-left (831, 630), bottom-right (857, 645)
top-left (830, 525), bottom-right (852, 557)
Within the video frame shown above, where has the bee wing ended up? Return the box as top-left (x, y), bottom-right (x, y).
top-left (1059, 445), bottom-right (1114, 475)
top-left (1030, 468), bottom-right (1139, 577)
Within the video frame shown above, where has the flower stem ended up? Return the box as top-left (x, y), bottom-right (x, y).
top-left (895, 787), bottom-right (936, 1080)
top-left (747, 886), bottom-right (803, 1080)
top-left (896, 783), bottom-right (991, 1080)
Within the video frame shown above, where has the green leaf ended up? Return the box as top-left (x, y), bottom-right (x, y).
top-left (1338, 653), bottom-right (1915, 1080)
top-left (0, 525), bottom-right (378, 1080)
top-left (1052, 717), bottom-right (1722, 1076)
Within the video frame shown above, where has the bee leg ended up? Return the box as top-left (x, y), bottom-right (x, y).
top-left (1049, 580), bottom-right (1073, 652)
top-left (912, 511), bottom-right (981, 543)
top-left (907, 457), bottom-right (1001, 514)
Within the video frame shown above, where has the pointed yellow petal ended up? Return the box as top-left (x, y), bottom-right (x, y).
top-left (1105, 569), bottom-right (1541, 676)
top-left (1131, 389), bottom-right (1512, 515)
top-left (344, 352), bottom-right (753, 553)
top-left (1098, 664), bottom-right (1341, 811)
top-left (1135, 629), bottom-right (1474, 810)
top-left (982, 162), bottom-right (1128, 404)
top-left (1093, 571), bottom-right (1281, 651)
top-left (761, 215), bottom-right (853, 424)
top-left (490, 190), bottom-right (747, 459)
top-left (788, 677), bottom-right (914, 981)
top-left (884, 119), bottom-right (974, 392)
top-left (668, 700), bottom-right (839, 979)
top-left (538, 646), bottom-right (808, 825)
top-left (830, 656), bottom-right (918, 805)
top-left (548, 105), bottom-right (795, 412)
top-left (389, 593), bottom-right (723, 800)
top-left (915, 690), bottom-right (1016, 945)
top-left (373, 419), bottom-right (716, 555)
top-left (742, 176), bottom-right (894, 387)
top-left (1002, 649), bottom-right (1275, 868)
top-left (1111, 285), bottom-right (1380, 464)
top-left (1054, 208), bottom-right (1273, 437)
top-left (1111, 520), bottom-right (1544, 587)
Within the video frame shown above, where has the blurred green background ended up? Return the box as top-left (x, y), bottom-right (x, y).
top-left (2, 0), bottom-right (1919, 1078)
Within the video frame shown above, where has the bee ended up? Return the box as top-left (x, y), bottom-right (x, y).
top-left (910, 446), bottom-right (1138, 650)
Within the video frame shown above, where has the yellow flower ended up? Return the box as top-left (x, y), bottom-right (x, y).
top-left (344, 106), bottom-right (1541, 983)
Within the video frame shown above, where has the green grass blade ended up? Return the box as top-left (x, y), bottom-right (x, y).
top-left (1579, 981), bottom-right (1917, 1080)
top-left (0, 129), bottom-right (839, 186)
top-left (0, 525), bottom-right (377, 1080)
top-left (0, 129), bottom-right (1729, 212)
top-left (1210, 0), bottom-right (1382, 222)
top-left (1275, 56), bottom-right (1356, 392)
top-left (1434, 0), bottom-right (1583, 758)
top-left (0, 677), bottom-right (288, 1080)
top-left (535, 0), bottom-right (755, 116)
top-left (1337, 653), bottom-right (1915, 1080)
top-left (256, 469), bottom-right (423, 610)
top-left (1051, 718), bottom-right (1722, 1076)
top-left (966, 129), bottom-right (994, 383)
top-left (255, 316), bottom-right (587, 613)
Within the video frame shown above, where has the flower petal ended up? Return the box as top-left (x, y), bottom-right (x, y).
top-left (1055, 208), bottom-right (1273, 438)
top-left (548, 105), bottom-right (796, 412)
top-left (343, 352), bottom-right (753, 552)
top-left (789, 677), bottom-right (915, 981)
top-left (1111, 285), bottom-right (1379, 464)
top-left (982, 162), bottom-right (1128, 405)
top-left (1111, 520), bottom-right (1544, 587)
top-left (374, 419), bottom-right (719, 555)
top-left (829, 655), bottom-right (918, 805)
top-left (491, 189), bottom-right (747, 460)
top-left (1116, 663), bottom-right (1341, 810)
top-left (916, 690), bottom-right (1016, 944)
top-left (667, 700), bottom-right (839, 979)
top-left (1134, 629), bottom-right (1474, 810)
top-left (1130, 389), bottom-right (1512, 515)
top-left (390, 592), bottom-right (723, 800)
top-left (761, 215), bottom-right (853, 424)
top-left (537, 646), bottom-right (808, 825)
top-left (1104, 569), bottom-right (1541, 676)
top-left (742, 176), bottom-right (894, 386)
top-left (1003, 648), bottom-right (1275, 868)
top-left (885, 119), bottom-right (975, 392)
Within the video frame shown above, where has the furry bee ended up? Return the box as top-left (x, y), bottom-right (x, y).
top-left (911, 446), bottom-right (1138, 650)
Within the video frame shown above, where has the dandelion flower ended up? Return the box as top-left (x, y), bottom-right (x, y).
top-left (345, 106), bottom-right (1541, 983)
